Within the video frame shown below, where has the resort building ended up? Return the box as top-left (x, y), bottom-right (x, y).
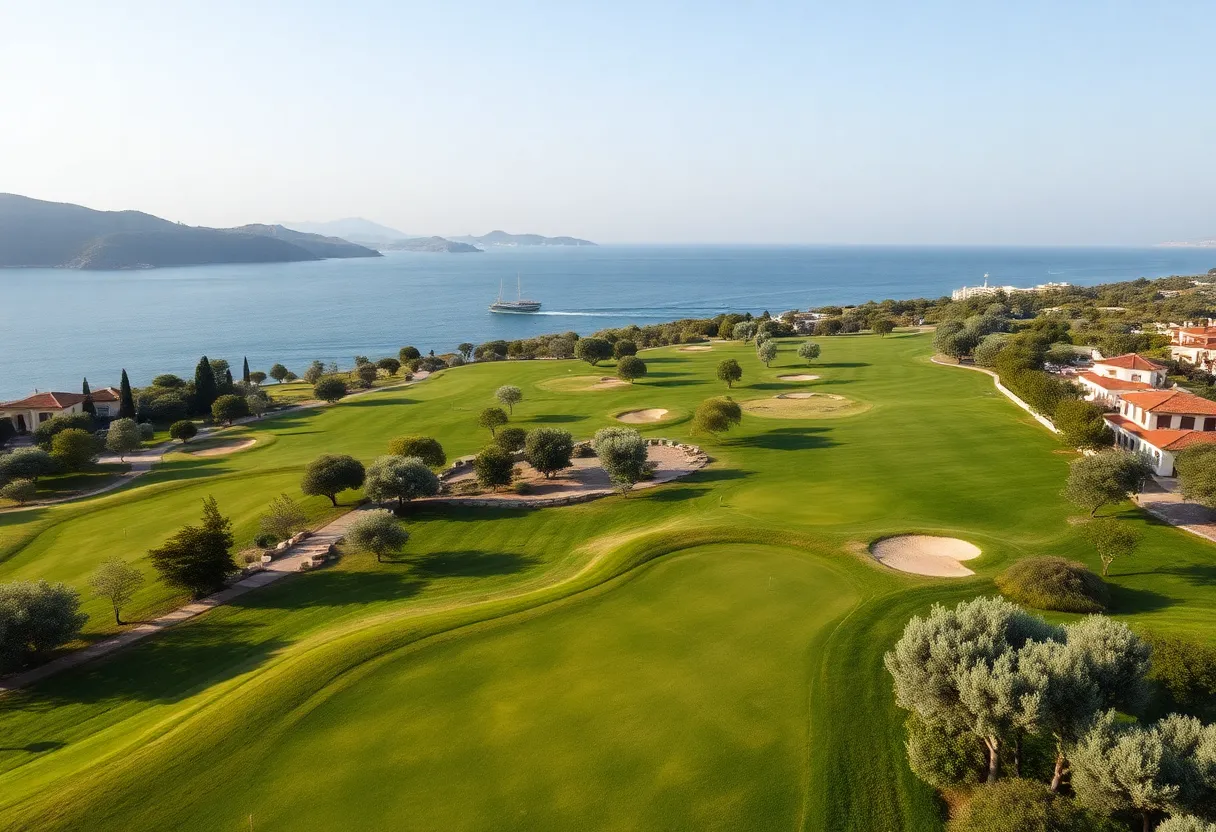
top-left (1076, 354), bottom-right (1168, 405)
top-left (1105, 388), bottom-right (1216, 476)
top-left (1168, 324), bottom-right (1216, 370)
top-left (0, 387), bottom-right (121, 433)
top-left (950, 275), bottom-right (1071, 302)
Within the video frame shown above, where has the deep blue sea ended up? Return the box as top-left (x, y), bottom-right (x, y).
top-left (2, 245), bottom-right (1214, 400)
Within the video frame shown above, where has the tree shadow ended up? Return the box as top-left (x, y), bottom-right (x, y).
top-left (343, 398), bottom-right (419, 408)
top-left (685, 467), bottom-right (752, 482)
top-left (647, 379), bottom-right (703, 388)
top-left (528, 414), bottom-right (585, 423)
top-left (644, 371), bottom-right (691, 379)
top-left (1106, 584), bottom-right (1176, 614)
top-left (407, 550), bottom-right (537, 579)
top-left (815, 361), bottom-right (871, 368)
top-left (0, 739), bottom-right (67, 753)
top-left (1120, 564), bottom-right (1216, 586)
top-left (641, 486), bottom-right (712, 502)
top-left (730, 427), bottom-right (838, 451)
top-left (231, 568), bottom-right (426, 610)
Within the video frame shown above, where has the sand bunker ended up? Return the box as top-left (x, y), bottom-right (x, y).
top-left (741, 393), bottom-right (869, 419)
top-left (538, 375), bottom-right (630, 392)
top-left (188, 438), bottom-right (256, 457)
top-left (870, 535), bottom-right (982, 577)
top-left (678, 345), bottom-right (712, 351)
top-left (777, 374), bottom-right (820, 381)
top-left (616, 408), bottom-right (670, 423)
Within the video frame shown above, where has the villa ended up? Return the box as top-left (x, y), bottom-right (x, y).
top-left (1168, 324), bottom-right (1216, 370)
top-left (1105, 388), bottom-right (1216, 476)
top-left (1076, 353), bottom-right (1168, 405)
top-left (0, 387), bottom-right (121, 433)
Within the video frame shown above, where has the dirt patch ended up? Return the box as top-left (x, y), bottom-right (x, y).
top-left (777, 374), bottom-right (820, 381)
top-left (678, 345), bottom-right (712, 351)
top-left (616, 408), bottom-right (670, 423)
top-left (437, 444), bottom-right (703, 503)
top-left (741, 393), bottom-right (870, 419)
top-left (188, 438), bottom-right (256, 457)
top-left (538, 375), bottom-right (630, 392)
top-left (870, 535), bottom-right (982, 577)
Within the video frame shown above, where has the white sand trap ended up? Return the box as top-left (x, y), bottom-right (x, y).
top-left (778, 374), bottom-right (819, 381)
top-left (678, 345), bottom-right (712, 351)
top-left (870, 535), bottom-right (982, 577)
top-left (596, 376), bottom-right (629, 389)
top-left (778, 392), bottom-right (816, 399)
top-left (189, 438), bottom-right (256, 457)
top-left (616, 408), bottom-right (670, 423)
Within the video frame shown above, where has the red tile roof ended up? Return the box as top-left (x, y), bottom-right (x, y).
top-left (1105, 414), bottom-right (1216, 451)
top-left (1095, 353), bottom-right (1165, 371)
top-left (1078, 372), bottom-right (1154, 392)
top-left (0, 391), bottom-right (88, 410)
top-left (1120, 389), bottom-right (1216, 415)
top-left (89, 387), bottom-right (121, 402)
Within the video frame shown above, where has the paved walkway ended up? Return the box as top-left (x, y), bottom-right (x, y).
top-left (1136, 476), bottom-right (1216, 544)
top-left (0, 508), bottom-right (368, 693)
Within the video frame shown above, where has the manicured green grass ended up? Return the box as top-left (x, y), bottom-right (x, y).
top-left (1, 333), bottom-right (1214, 831)
top-left (0, 463), bottom-right (130, 508)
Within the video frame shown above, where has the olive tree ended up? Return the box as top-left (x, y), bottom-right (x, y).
top-left (594, 427), bottom-right (649, 495)
top-left (613, 340), bottom-right (638, 359)
top-left (1082, 518), bottom-right (1143, 577)
top-left (575, 337), bottom-right (613, 366)
top-left (105, 418), bottom-right (142, 461)
top-left (89, 559), bottom-right (145, 625)
top-left (211, 394), bottom-right (249, 425)
top-left (872, 318), bottom-right (896, 337)
top-left (495, 385), bottom-right (523, 414)
top-left (495, 427), bottom-right (528, 453)
top-left (474, 444), bottom-right (515, 490)
top-left (616, 356), bottom-right (648, 383)
top-left (1158, 818), bottom-right (1216, 832)
top-left (387, 435), bottom-right (446, 469)
top-left (313, 377), bottom-right (348, 403)
top-left (246, 394), bottom-right (268, 419)
top-left (732, 320), bottom-right (757, 342)
top-left (797, 342), bottom-right (821, 364)
top-left (376, 357), bottom-right (401, 376)
top-left (1062, 450), bottom-right (1152, 516)
top-left (269, 363), bottom-right (290, 383)
top-left (693, 397), bottom-right (743, 435)
top-left (478, 407), bottom-right (509, 437)
top-left (1071, 711), bottom-right (1180, 832)
top-left (364, 455), bottom-right (440, 510)
top-left (525, 428), bottom-right (574, 479)
top-left (301, 453), bottom-right (365, 506)
top-left (885, 596), bottom-right (1061, 784)
top-left (169, 420), bottom-right (198, 443)
top-left (716, 358), bottom-right (743, 388)
top-left (345, 509), bottom-right (409, 563)
top-left (757, 340), bottom-right (778, 366)
top-left (50, 428), bottom-right (98, 472)
top-left (0, 580), bottom-right (87, 671)
top-left (259, 493), bottom-right (308, 542)
top-left (948, 778), bottom-right (1119, 832)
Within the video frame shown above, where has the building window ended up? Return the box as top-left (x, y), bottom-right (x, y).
top-left (1205, 418), bottom-right (1216, 432)
top-left (1158, 415), bottom-right (1173, 429)
top-left (1180, 416), bottom-right (1196, 430)
top-left (1132, 373), bottom-right (1141, 382)
top-left (38, 412), bottom-right (52, 423)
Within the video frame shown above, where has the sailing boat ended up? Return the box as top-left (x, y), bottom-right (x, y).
top-left (489, 274), bottom-right (542, 313)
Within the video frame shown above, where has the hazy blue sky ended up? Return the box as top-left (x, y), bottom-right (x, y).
top-left (1, 1), bottom-right (1213, 244)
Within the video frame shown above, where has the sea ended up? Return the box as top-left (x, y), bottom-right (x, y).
top-left (2, 245), bottom-right (1214, 400)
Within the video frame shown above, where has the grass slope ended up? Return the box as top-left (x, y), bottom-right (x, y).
top-left (0, 333), bottom-right (1213, 831)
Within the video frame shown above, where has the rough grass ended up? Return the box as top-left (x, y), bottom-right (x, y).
top-left (1, 335), bottom-right (1215, 831)
top-left (994, 555), bottom-right (1109, 613)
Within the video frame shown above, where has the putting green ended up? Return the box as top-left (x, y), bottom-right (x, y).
top-left (536, 374), bottom-right (630, 392)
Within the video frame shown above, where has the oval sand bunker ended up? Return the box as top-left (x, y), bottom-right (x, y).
top-left (678, 345), bottom-right (712, 351)
top-left (188, 438), bottom-right (257, 457)
top-left (616, 408), bottom-right (670, 423)
top-left (777, 374), bottom-right (819, 381)
top-left (870, 535), bottom-right (982, 577)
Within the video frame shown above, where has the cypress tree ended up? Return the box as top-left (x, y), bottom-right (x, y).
top-left (81, 377), bottom-right (96, 417)
top-left (225, 368), bottom-right (234, 390)
top-left (118, 370), bottom-right (136, 419)
top-left (193, 355), bottom-right (218, 414)
top-left (242, 356), bottom-right (250, 384)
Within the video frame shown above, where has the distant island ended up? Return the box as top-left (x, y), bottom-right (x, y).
top-left (282, 219), bottom-right (596, 253)
top-left (381, 236), bottom-right (483, 253)
top-left (0, 194), bottom-right (381, 270)
top-left (1157, 238), bottom-right (1216, 248)
top-left (451, 230), bottom-right (596, 247)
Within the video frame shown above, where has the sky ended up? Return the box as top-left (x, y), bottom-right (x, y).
top-left (1, 1), bottom-right (1213, 245)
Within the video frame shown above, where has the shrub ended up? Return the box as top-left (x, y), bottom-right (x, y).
top-left (259, 493), bottom-right (308, 542)
top-left (616, 356), bottom-right (648, 383)
top-left (105, 418), bottom-right (142, 461)
top-left (525, 428), bottom-right (574, 479)
top-left (1053, 399), bottom-right (1112, 450)
top-left (575, 337), bottom-right (613, 366)
top-left (137, 422), bottom-right (155, 441)
top-left (613, 340), bottom-right (638, 359)
top-left (169, 420), bottom-right (198, 443)
top-left (387, 436), bottom-right (446, 468)
top-left (211, 394), bottom-right (249, 425)
top-left (1143, 631), bottom-right (1216, 715)
top-left (512, 480), bottom-right (534, 496)
top-left (693, 397), bottom-right (743, 435)
top-left (32, 412), bottom-right (94, 449)
top-left (376, 357), bottom-right (401, 376)
top-left (948, 779), bottom-right (1119, 832)
top-left (594, 427), bottom-right (648, 495)
top-left (495, 427), bottom-right (527, 453)
top-left (474, 445), bottom-right (514, 490)
top-left (905, 713), bottom-right (986, 790)
top-left (313, 377), bottom-right (348, 403)
top-left (1176, 444), bottom-right (1216, 508)
top-left (0, 447), bottom-right (56, 482)
top-left (0, 479), bottom-right (37, 505)
top-left (398, 346), bottom-right (421, 362)
top-left (994, 556), bottom-right (1108, 613)
top-left (50, 428), bottom-right (99, 472)
top-left (355, 363), bottom-right (379, 388)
